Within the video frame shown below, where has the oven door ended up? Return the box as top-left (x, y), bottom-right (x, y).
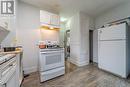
top-left (39, 50), bottom-right (64, 71)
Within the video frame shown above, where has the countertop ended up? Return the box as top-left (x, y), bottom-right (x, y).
top-left (0, 49), bottom-right (23, 55)
top-left (0, 49), bottom-right (23, 65)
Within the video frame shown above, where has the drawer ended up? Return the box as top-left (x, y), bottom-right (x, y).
top-left (40, 67), bottom-right (65, 82)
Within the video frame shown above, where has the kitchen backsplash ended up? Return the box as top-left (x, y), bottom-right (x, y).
top-left (40, 28), bottom-right (60, 43)
top-left (39, 40), bottom-right (59, 45)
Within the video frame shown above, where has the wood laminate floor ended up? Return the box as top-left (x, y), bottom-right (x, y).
top-left (22, 61), bottom-right (130, 87)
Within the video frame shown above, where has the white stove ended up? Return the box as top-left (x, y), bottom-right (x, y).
top-left (38, 48), bottom-right (65, 82)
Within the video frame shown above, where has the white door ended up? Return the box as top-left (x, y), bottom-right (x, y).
top-left (93, 29), bottom-right (98, 63)
top-left (99, 23), bottom-right (126, 40)
top-left (98, 40), bottom-right (126, 77)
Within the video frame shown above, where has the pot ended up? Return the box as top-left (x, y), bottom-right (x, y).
top-left (3, 47), bottom-right (16, 52)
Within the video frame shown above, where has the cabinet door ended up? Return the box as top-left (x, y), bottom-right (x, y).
top-left (50, 14), bottom-right (60, 26)
top-left (6, 71), bottom-right (18, 87)
top-left (40, 10), bottom-right (51, 24)
top-left (0, 19), bottom-right (9, 30)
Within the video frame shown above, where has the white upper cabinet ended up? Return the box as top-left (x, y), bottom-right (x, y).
top-left (0, 19), bottom-right (10, 43)
top-left (50, 14), bottom-right (60, 26)
top-left (40, 10), bottom-right (60, 28)
top-left (40, 10), bottom-right (51, 25)
top-left (0, 19), bottom-right (9, 30)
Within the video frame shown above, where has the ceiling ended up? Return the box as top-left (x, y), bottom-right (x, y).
top-left (20, 0), bottom-right (129, 18)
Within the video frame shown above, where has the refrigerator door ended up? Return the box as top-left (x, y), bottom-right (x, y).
top-left (98, 23), bottom-right (126, 41)
top-left (98, 40), bottom-right (126, 78)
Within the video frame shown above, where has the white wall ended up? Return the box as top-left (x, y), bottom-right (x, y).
top-left (0, 0), bottom-right (52, 74)
top-left (40, 29), bottom-right (60, 42)
top-left (69, 13), bottom-right (80, 66)
top-left (0, 0), bottom-right (18, 47)
top-left (93, 1), bottom-right (130, 63)
top-left (79, 13), bottom-right (90, 66)
top-left (95, 1), bottom-right (130, 28)
top-left (17, 1), bottom-right (60, 74)
top-left (69, 12), bottom-right (92, 66)
top-left (17, 1), bottom-right (40, 74)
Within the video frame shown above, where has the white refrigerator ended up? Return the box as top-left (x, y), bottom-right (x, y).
top-left (98, 23), bottom-right (130, 78)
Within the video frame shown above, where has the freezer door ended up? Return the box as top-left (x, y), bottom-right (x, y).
top-left (98, 23), bottom-right (126, 40)
top-left (98, 40), bottom-right (127, 78)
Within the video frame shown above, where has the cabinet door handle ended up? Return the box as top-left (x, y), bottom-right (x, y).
top-left (9, 64), bottom-right (13, 66)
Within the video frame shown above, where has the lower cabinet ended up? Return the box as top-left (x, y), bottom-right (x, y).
top-left (6, 71), bottom-right (18, 87)
top-left (2, 53), bottom-right (23, 87)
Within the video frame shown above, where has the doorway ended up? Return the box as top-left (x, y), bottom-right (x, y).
top-left (64, 30), bottom-right (70, 59)
top-left (89, 30), bottom-right (93, 63)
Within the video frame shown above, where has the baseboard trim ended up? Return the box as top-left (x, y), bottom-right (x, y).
top-left (68, 58), bottom-right (78, 66)
top-left (69, 58), bottom-right (89, 67)
top-left (78, 60), bottom-right (89, 66)
top-left (93, 57), bottom-right (98, 63)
